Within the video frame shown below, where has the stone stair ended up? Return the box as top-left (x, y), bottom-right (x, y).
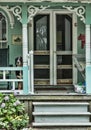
top-left (32, 102), bottom-right (91, 129)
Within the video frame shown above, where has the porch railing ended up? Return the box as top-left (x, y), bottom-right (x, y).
top-left (0, 51), bottom-right (34, 95)
top-left (0, 67), bottom-right (23, 94)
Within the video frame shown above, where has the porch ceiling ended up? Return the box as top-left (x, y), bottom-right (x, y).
top-left (0, 0), bottom-right (91, 3)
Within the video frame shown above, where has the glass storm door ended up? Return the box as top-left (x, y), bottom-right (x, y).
top-left (54, 13), bottom-right (72, 85)
top-left (33, 12), bottom-right (72, 85)
top-left (34, 14), bottom-right (50, 85)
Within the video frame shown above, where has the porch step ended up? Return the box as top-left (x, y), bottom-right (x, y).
top-left (33, 112), bottom-right (91, 123)
top-left (35, 85), bottom-right (74, 94)
top-left (32, 102), bottom-right (91, 128)
top-left (33, 102), bottom-right (89, 112)
top-left (33, 112), bottom-right (91, 116)
top-left (33, 122), bottom-right (91, 127)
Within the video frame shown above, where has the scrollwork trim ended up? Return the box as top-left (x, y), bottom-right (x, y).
top-left (63, 6), bottom-right (85, 23)
top-left (10, 6), bottom-right (22, 23)
top-left (28, 5), bottom-right (49, 22)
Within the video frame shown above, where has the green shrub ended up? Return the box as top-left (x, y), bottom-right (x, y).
top-left (0, 93), bottom-right (29, 130)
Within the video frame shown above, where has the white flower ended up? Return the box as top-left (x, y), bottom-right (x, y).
top-left (4, 95), bottom-right (9, 101)
top-left (1, 103), bottom-right (5, 108)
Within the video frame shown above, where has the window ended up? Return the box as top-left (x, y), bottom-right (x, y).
top-left (0, 12), bottom-right (7, 48)
top-left (0, 12), bottom-right (8, 67)
top-left (34, 15), bottom-right (50, 50)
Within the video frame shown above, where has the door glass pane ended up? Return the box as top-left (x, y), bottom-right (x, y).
top-left (56, 15), bottom-right (72, 51)
top-left (34, 69), bottom-right (49, 79)
top-left (57, 55), bottom-right (72, 65)
top-left (34, 55), bottom-right (49, 65)
top-left (34, 15), bottom-right (49, 50)
top-left (57, 55), bottom-right (72, 80)
top-left (57, 69), bottom-right (72, 79)
top-left (34, 14), bottom-right (50, 85)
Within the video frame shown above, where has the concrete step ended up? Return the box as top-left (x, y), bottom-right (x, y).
top-left (32, 101), bottom-right (91, 127)
top-left (33, 112), bottom-right (91, 116)
top-left (32, 122), bottom-right (91, 127)
top-left (33, 102), bottom-right (89, 105)
top-left (33, 112), bottom-right (91, 123)
top-left (33, 102), bottom-right (89, 112)
top-left (30, 128), bottom-right (91, 130)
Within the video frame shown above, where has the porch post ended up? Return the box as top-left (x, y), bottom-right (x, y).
top-left (86, 24), bottom-right (91, 94)
top-left (22, 24), bottom-right (28, 94)
top-left (21, 4), bottom-right (29, 94)
top-left (22, 24), bottom-right (28, 66)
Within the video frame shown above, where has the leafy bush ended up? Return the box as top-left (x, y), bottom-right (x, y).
top-left (0, 93), bottom-right (29, 130)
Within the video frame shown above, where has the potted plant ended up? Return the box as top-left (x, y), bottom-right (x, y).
top-left (0, 93), bottom-right (29, 130)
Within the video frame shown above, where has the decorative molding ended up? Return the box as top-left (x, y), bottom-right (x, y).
top-left (10, 6), bottom-right (22, 23)
top-left (10, 5), bottom-right (49, 23)
top-left (0, 6), bottom-right (14, 28)
top-left (0, 0), bottom-right (91, 3)
top-left (28, 5), bottom-right (49, 22)
top-left (63, 6), bottom-right (85, 23)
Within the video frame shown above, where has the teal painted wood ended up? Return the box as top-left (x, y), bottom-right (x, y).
top-left (0, 67), bottom-right (23, 70)
top-left (86, 65), bottom-right (91, 94)
top-left (86, 5), bottom-right (91, 24)
top-left (23, 66), bottom-right (28, 94)
top-left (22, 4), bottom-right (28, 24)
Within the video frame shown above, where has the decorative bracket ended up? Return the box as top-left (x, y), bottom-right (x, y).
top-left (10, 5), bottom-right (49, 23)
top-left (10, 6), bottom-right (22, 23)
top-left (63, 6), bottom-right (85, 23)
top-left (28, 5), bottom-right (50, 22)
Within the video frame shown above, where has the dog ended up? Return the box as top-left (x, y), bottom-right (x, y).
top-left (15, 56), bottom-right (23, 90)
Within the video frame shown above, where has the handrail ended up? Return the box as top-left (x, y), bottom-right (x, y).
top-left (0, 67), bottom-right (23, 70)
top-left (73, 54), bottom-right (85, 80)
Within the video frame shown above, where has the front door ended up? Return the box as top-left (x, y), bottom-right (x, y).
top-left (33, 11), bottom-right (74, 86)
